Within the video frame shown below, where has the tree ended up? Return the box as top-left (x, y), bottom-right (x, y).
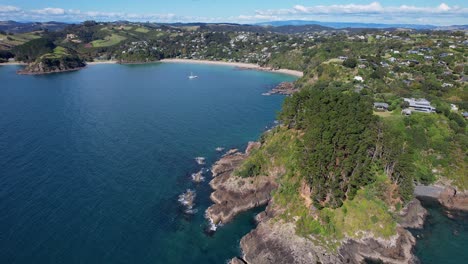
top-left (342, 58), bottom-right (357, 68)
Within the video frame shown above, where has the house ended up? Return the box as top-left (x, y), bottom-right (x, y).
top-left (463, 112), bottom-right (468, 119)
top-left (402, 109), bottom-right (412, 116)
top-left (374, 102), bottom-right (389, 111)
top-left (442, 83), bottom-right (454, 88)
top-left (338, 56), bottom-right (348, 60)
top-left (451, 104), bottom-right (459, 112)
top-left (66, 34), bottom-right (77, 39)
top-left (404, 98), bottom-right (436, 113)
top-left (354, 76), bottom-right (364, 82)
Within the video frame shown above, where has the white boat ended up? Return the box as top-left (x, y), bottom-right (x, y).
top-left (188, 72), bottom-right (198, 79)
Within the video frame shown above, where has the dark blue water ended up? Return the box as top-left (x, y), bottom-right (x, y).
top-left (0, 63), bottom-right (295, 264)
top-left (411, 198), bottom-right (468, 264)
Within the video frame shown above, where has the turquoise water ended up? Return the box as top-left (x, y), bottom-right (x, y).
top-left (0, 63), bottom-right (295, 264)
top-left (411, 198), bottom-right (468, 264)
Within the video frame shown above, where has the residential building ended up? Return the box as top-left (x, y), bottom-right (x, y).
top-left (403, 98), bottom-right (436, 113)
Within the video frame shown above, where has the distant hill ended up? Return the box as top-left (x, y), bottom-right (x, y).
top-left (434, 25), bottom-right (468, 31)
top-left (0, 21), bottom-right (69, 33)
top-left (256, 20), bottom-right (438, 30)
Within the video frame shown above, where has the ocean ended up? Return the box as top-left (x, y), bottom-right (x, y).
top-left (0, 63), bottom-right (294, 263)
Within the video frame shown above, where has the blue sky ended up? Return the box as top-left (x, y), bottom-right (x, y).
top-left (0, 1), bottom-right (467, 25)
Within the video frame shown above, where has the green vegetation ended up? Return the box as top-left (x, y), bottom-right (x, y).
top-left (12, 38), bottom-right (56, 62)
top-left (91, 34), bottom-right (127, 47)
top-left (280, 87), bottom-right (379, 208)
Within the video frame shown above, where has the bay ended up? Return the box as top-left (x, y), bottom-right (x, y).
top-left (0, 63), bottom-right (295, 264)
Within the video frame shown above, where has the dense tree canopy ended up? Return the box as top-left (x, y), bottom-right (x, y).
top-left (281, 87), bottom-right (379, 208)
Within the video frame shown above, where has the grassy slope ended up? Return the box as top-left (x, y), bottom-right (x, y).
top-left (91, 34), bottom-right (127, 47)
top-left (0, 32), bottom-right (41, 49)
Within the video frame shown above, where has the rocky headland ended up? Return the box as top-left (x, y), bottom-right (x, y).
top-left (205, 143), bottom-right (436, 264)
top-left (18, 56), bottom-right (86, 75)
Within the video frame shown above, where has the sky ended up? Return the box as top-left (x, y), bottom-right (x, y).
top-left (0, 1), bottom-right (467, 25)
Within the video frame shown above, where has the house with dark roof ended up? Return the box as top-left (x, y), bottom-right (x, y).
top-left (374, 102), bottom-right (389, 111)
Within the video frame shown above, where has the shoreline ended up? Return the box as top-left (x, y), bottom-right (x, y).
top-left (160, 59), bottom-right (304, 77)
top-left (4, 59), bottom-right (304, 78)
top-left (0, 62), bottom-right (27, 66)
top-left (85, 60), bottom-right (118, 65)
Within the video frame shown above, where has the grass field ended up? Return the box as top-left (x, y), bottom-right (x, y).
top-left (91, 34), bottom-right (126, 47)
top-left (40, 46), bottom-right (70, 59)
top-left (0, 32), bottom-right (41, 48)
top-left (135, 27), bottom-right (150, 33)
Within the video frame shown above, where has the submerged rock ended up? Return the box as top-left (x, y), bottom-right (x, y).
top-left (195, 157), bottom-right (206, 165)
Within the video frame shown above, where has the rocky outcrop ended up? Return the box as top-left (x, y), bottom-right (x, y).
top-left (263, 82), bottom-right (298, 96)
top-left (18, 56), bottom-right (86, 75)
top-left (414, 185), bottom-right (468, 211)
top-left (206, 142), bottom-right (277, 225)
top-left (237, 221), bottom-right (341, 264)
top-left (398, 198), bottom-right (428, 229)
top-left (438, 187), bottom-right (468, 211)
top-left (339, 227), bottom-right (417, 264)
top-left (229, 198), bottom-right (421, 264)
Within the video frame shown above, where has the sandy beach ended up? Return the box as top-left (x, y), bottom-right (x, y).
top-left (0, 62), bottom-right (27, 66)
top-left (160, 59), bottom-right (304, 77)
top-left (5, 59), bottom-right (303, 77)
top-left (86, 60), bottom-right (118, 65)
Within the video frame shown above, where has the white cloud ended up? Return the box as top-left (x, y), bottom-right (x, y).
top-left (249, 2), bottom-right (468, 25)
top-left (32, 8), bottom-right (66, 15)
top-left (0, 5), bottom-right (20, 12)
top-left (257, 2), bottom-right (467, 16)
top-left (0, 2), bottom-right (466, 25)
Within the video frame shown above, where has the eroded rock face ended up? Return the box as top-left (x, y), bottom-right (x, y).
top-left (398, 198), bottom-right (428, 229)
top-left (238, 221), bottom-right (342, 264)
top-left (234, 205), bottom-right (419, 264)
top-left (206, 142), bottom-right (278, 225)
top-left (339, 227), bottom-right (417, 264)
top-left (438, 187), bottom-right (468, 211)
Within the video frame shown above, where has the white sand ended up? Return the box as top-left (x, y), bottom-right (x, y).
top-left (160, 59), bottom-right (304, 77)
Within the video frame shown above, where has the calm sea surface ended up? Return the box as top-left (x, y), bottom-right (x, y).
top-left (411, 198), bottom-right (468, 264)
top-left (0, 63), bottom-right (294, 263)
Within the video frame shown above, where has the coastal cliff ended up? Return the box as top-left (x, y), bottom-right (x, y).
top-left (206, 141), bottom-right (430, 264)
top-left (18, 56), bottom-right (86, 75)
top-left (224, 193), bottom-right (426, 264)
top-left (206, 142), bottom-right (278, 225)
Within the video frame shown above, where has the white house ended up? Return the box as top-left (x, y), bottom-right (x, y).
top-left (403, 98), bottom-right (436, 113)
top-left (354, 76), bottom-right (364, 82)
